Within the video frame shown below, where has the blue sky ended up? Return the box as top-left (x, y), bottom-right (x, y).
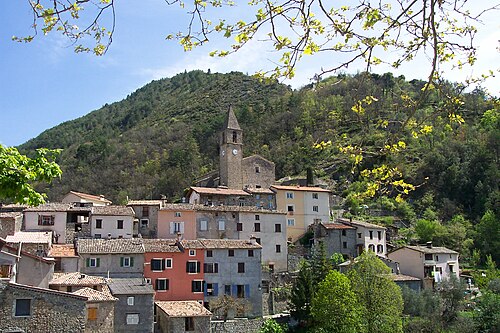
top-left (1, 1), bottom-right (498, 147)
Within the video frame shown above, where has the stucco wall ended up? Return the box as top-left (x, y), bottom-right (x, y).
top-left (79, 253), bottom-right (144, 278)
top-left (113, 294), bottom-right (154, 333)
top-left (24, 211), bottom-right (68, 243)
top-left (90, 215), bottom-right (134, 239)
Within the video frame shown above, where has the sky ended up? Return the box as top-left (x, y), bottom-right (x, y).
top-left (1, 0), bottom-right (498, 147)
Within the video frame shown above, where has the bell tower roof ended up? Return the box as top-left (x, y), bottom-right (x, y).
top-left (224, 105), bottom-right (241, 131)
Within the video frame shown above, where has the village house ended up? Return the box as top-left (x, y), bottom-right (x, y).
top-left (108, 278), bottom-right (155, 333)
top-left (338, 218), bottom-right (387, 257)
top-left (89, 205), bottom-right (135, 239)
top-left (313, 222), bottom-right (357, 259)
top-left (143, 239), bottom-right (205, 302)
top-left (155, 300), bottom-right (212, 333)
top-left (5, 231), bottom-right (52, 257)
top-left (62, 190), bottom-right (112, 207)
top-left (187, 186), bottom-right (252, 207)
top-left (157, 204), bottom-right (197, 240)
top-left (388, 243), bottom-right (459, 288)
top-left (49, 272), bottom-right (108, 293)
top-left (127, 200), bottom-right (164, 238)
top-left (77, 238), bottom-right (145, 278)
top-left (271, 185), bottom-right (331, 242)
top-left (0, 211), bottom-right (22, 239)
top-left (49, 243), bottom-right (79, 273)
top-left (201, 238), bottom-right (263, 318)
top-left (72, 286), bottom-right (117, 333)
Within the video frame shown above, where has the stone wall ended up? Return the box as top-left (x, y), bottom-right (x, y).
top-left (0, 280), bottom-right (87, 333)
top-left (211, 318), bottom-right (265, 333)
top-left (0, 215), bottom-right (22, 239)
top-left (85, 301), bottom-right (115, 333)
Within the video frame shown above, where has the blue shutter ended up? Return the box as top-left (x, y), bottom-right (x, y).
top-left (245, 284), bottom-right (250, 298)
top-left (232, 285), bottom-right (237, 296)
top-left (213, 283), bottom-right (219, 296)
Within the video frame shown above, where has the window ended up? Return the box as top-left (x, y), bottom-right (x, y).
top-left (377, 231), bottom-right (382, 240)
top-left (186, 261), bottom-right (201, 274)
top-left (142, 206), bottom-right (149, 217)
top-left (228, 249), bottom-right (234, 257)
top-left (269, 264), bottom-right (275, 272)
top-left (192, 280), bottom-right (203, 293)
top-left (255, 166), bottom-right (260, 173)
top-left (120, 257), bottom-right (134, 267)
top-left (185, 317), bottom-right (195, 331)
top-left (95, 219), bottom-right (102, 229)
top-left (287, 205), bottom-right (294, 213)
top-left (94, 234), bottom-right (101, 239)
top-left (256, 238), bottom-right (261, 244)
top-left (165, 258), bottom-right (173, 269)
top-left (369, 231), bottom-right (373, 239)
top-left (87, 258), bottom-right (100, 267)
top-left (14, 299), bottom-right (31, 317)
top-left (151, 258), bottom-right (164, 271)
top-left (38, 215), bottom-right (54, 226)
top-left (206, 250), bottom-right (213, 257)
top-left (232, 131), bottom-right (237, 143)
top-left (368, 244), bottom-right (375, 252)
top-left (343, 241), bottom-right (347, 249)
top-left (170, 222), bottom-right (184, 234)
top-left (140, 219), bottom-right (149, 228)
top-left (312, 206), bottom-right (319, 212)
top-left (276, 244), bottom-right (281, 253)
top-left (204, 263), bottom-right (219, 273)
top-left (237, 285), bottom-right (246, 298)
top-left (155, 279), bottom-right (169, 291)
top-left (126, 313), bottom-right (140, 325)
top-left (357, 233), bottom-right (362, 239)
top-left (117, 220), bottom-right (124, 229)
top-left (424, 254), bottom-right (433, 261)
top-left (206, 283), bottom-right (218, 296)
top-left (237, 223), bottom-right (243, 231)
top-left (224, 285), bottom-right (231, 295)
top-left (377, 245), bottom-right (384, 253)
top-left (218, 220), bottom-right (225, 231)
top-left (255, 214), bottom-right (260, 220)
top-left (275, 224), bottom-right (282, 232)
top-left (127, 297), bottom-right (135, 306)
top-left (189, 250), bottom-right (196, 256)
top-left (200, 220), bottom-right (208, 231)
top-left (248, 250), bottom-right (254, 257)
top-left (286, 192), bottom-right (294, 199)
top-left (256, 185), bottom-right (262, 188)
top-left (255, 194), bottom-right (260, 200)
top-left (312, 193), bottom-right (318, 199)
top-left (449, 264), bottom-right (455, 273)
top-left (436, 255), bottom-right (439, 261)
top-left (238, 262), bottom-right (245, 273)
top-left (254, 223), bottom-right (261, 232)
top-left (175, 212), bottom-right (182, 217)
top-left (287, 219), bottom-right (295, 226)
top-left (87, 307), bottom-right (97, 321)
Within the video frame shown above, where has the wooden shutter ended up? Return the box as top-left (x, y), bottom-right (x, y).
top-left (213, 283), bottom-right (219, 296)
top-left (214, 263), bottom-right (219, 273)
top-left (161, 259), bottom-right (166, 271)
top-left (203, 263), bottom-right (207, 273)
top-left (180, 222), bottom-right (185, 234)
top-left (120, 257), bottom-right (124, 267)
top-left (196, 261), bottom-right (201, 273)
top-left (86, 258), bottom-right (90, 267)
top-left (170, 222), bottom-right (174, 234)
top-left (232, 285), bottom-right (237, 296)
top-left (130, 257), bottom-right (134, 267)
top-left (186, 262), bottom-right (190, 273)
top-left (96, 258), bottom-right (100, 267)
top-left (244, 284), bottom-right (250, 298)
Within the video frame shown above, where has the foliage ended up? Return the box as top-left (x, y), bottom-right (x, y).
top-left (474, 291), bottom-right (500, 333)
top-left (475, 210), bottom-right (500, 264)
top-left (289, 260), bottom-right (314, 325)
top-left (310, 241), bottom-right (330, 285)
top-left (260, 318), bottom-right (286, 333)
top-left (209, 295), bottom-right (251, 321)
top-left (0, 144), bottom-right (62, 205)
top-left (310, 270), bottom-right (364, 333)
top-left (347, 251), bottom-right (403, 333)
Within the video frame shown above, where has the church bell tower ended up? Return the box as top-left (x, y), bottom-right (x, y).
top-left (219, 106), bottom-right (243, 189)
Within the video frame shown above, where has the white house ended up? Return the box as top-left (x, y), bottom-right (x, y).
top-left (62, 191), bottom-right (112, 206)
top-left (388, 243), bottom-right (459, 285)
top-left (90, 206), bottom-right (135, 239)
top-left (338, 218), bottom-right (387, 257)
top-left (23, 203), bottom-right (72, 244)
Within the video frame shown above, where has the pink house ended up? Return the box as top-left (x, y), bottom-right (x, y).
top-left (157, 204), bottom-right (197, 240)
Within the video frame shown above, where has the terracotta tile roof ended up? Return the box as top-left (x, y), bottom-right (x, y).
top-left (405, 245), bottom-right (458, 255)
top-left (160, 203), bottom-right (196, 211)
top-left (180, 240), bottom-right (206, 249)
top-left (0, 241), bottom-right (55, 264)
top-left (91, 205), bottom-right (135, 216)
top-left (72, 286), bottom-right (117, 302)
top-left (77, 238), bottom-right (145, 254)
top-left (190, 187), bottom-right (251, 196)
top-left (107, 278), bottom-right (155, 295)
top-left (200, 239), bottom-right (262, 249)
top-left (49, 244), bottom-right (77, 257)
top-left (7, 281), bottom-right (87, 301)
top-left (270, 185), bottom-right (331, 192)
top-left (143, 239), bottom-right (181, 253)
top-left (0, 212), bottom-right (22, 219)
top-left (68, 191), bottom-right (112, 204)
top-left (389, 274), bottom-right (421, 282)
top-left (156, 300), bottom-right (212, 317)
top-left (337, 218), bottom-right (386, 230)
top-left (244, 187), bottom-right (275, 194)
top-left (192, 204), bottom-right (285, 214)
top-left (321, 223), bottom-right (355, 230)
top-left (6, 231), bottom-right (52, 244)
top-left (50, 272), bottom-right (107, 286)
top-left (24, 202), bottom-right (73, 212)
top-left (127, 200), bottom-right (163, 206)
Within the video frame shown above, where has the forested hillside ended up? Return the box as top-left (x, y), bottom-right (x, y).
top-left (20, 70), bottom-right (498, 262)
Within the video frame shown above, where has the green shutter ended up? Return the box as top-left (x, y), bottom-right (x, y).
top-left (130, 257), bottom-right (134, 267)
top-left (86, 258), bottom-right (90, 267)
top-left (120, 257), bottom-right (124, 267)
top-left (96, 258), bottom-right (100, 267)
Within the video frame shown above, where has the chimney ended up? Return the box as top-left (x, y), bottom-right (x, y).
top-left (249, 235), bottom-right (257, 245)
top-left (426, 241), bottom-right (432, 248)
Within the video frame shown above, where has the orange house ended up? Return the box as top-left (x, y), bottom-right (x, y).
top-left (143, 239), bottom-right (205, 302)
top-left (157, 204), bottom-right (197, 240)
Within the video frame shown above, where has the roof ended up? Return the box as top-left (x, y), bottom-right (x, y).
top-left (24, 202), bottom-right (73, 212)
top-left (6, 231), bottom-right (52, 244)
top-left (108, 278), bottom-right (155, 295)
top-left (160, 203), bottom-right (196, 211)
top-left (193, 204), bottom-right (285, 214)
top-left (189, 187), bottom-right (251, 196)
top-left (390, 274), bottom-right (421, 282)
top-left (321, 223), bottom-right (355, 230)
top-left (224, 105), bottom-right (241, 130)
top-left (244, 187), bottom-right (275, 194)
top-left (77, 238), bottom-right (144, 254)
top-left (7, 281), bottom-right (88, 301)
top-left (0, 212), bottom-right (22, 219)
top-left (156, 300), bottom-right (212, 317)
top-left (270, 185), bottom-right (331, 193)
top-left (67, 191), bottom-right (112, 204)
top-left (50, 272), bottom-right (107, 286)
top-left (49, 244), bottom-right (78, 257)
top-left (0, 241), bottom-right (55, 264)
top-left (337, 218), bottom-right (386, 230)
top-left (72, 286), bottom-right (117, 302)
top-left (404, 245), bottom-right (458, 255)
top-left (91, 205), bottom-right (135, 216)
top-left (200, 239), bottom-right (262, 249)
top-left (127, 200), bottom-right (163, 206)
top-left (143, 239), bottom-right (205, 252)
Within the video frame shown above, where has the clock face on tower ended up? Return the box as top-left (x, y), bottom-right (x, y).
top-left (232, 149), bottom-right (238, 155)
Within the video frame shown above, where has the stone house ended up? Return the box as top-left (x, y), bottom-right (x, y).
top-left (89, 206), bottom-right (135, 239)
top-left (388, 243), bottom-right (459, 288)
top-left (6, 231), bottom-right (52, 257)
top-left (0, 279), bottom-right (88, 333)
top-left (201, 239), bottom-right (262, 318)
top-left (338, 218), bottom-right (387, 256)
top-left (187, 186), bottom-right (252, 207)
top-left (108, 278), bottom-right (155, 333)
top-left (270, 185), bottom-right (331, 242)
top-left (155, 300), bottom-right (212, 333)
top-left (243, 187), bottom-right (276, 210)
top-left (157, 204), bottom-right (197, 240)
top-left (77, 238), bottom-right (145, 278)
top-left (49, 272), bottom-right (108, 293)
top-left (72, 286), bottom-right (117, 333)
top-left (127, 200), bottom-right (163, 238)
top-left (313, 222), bottom-right (357, 259)
top-left (143, 239), bottom-right (205, 302)
top-left (48, 244), bottom-right (79, 273)
top-left (0, 212), bottom-right (22, 239)
top-left (195, 205), bottom-right (240, 240)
